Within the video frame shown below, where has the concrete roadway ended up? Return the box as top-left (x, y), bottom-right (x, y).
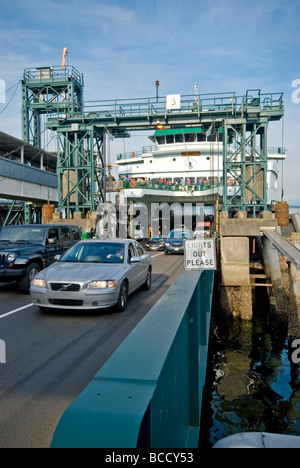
top-left (0, 252), bottom-right (184, 448)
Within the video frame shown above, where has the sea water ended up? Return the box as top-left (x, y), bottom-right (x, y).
top-left (199, 207), bottom-right (300, 447)
top-left (200, 286), bottom-right (300, 448)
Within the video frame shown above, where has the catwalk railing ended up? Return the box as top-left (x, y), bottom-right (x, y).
top-left (0, 157), bottom-right (57, 189)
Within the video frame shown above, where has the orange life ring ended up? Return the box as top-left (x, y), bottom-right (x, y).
top-left (130, 181), bottom-right (137, 188)
top-left (131, 152), bottom-right (136, 158)
top-left (227, 177), bottom-right (234, 186)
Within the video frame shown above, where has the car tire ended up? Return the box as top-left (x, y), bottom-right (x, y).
top-left (19, 262), bottom-right (41, 294)
top-left (116, 281), bottom-right (128, 312)
top-left (143, 268), bottom-right (152, 291)
top-left (142, 268), bottom-right (152, 290)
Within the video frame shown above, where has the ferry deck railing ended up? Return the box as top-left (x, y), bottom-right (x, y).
top-left (23, 65), bottom-right (84, 88)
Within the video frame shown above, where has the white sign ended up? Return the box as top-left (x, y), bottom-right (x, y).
top-left (166, 94), bottom-right (181, 110)
top-left (184, 238), bottom-right (216, 270)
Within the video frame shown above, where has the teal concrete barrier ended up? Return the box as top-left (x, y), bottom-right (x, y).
top-left (51, 269), bottom-right (214, 448)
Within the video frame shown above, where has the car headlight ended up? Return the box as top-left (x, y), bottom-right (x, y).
top-left (7, 253), bottom-right (16, 262)
top-left (165, 243), bottom-right (170, 247)
top-left (87, 280), bottom-right (117, 289)
top-left (32, 278), bottom-right (47, 288)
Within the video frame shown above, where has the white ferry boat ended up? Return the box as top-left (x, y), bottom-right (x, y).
top-left (111, 127), bottom-right (285, 207)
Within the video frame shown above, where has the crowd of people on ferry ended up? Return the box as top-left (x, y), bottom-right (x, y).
top-left (106, 175), bottom-right (223, 192)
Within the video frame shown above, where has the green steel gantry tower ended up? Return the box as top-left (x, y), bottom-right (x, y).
top-left (21, 66), bottom-right (108, 216)
top-left (22, 66), bottom-right (84, 147)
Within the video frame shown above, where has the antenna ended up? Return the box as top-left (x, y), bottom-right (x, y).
top-left (155, 81), bottom-right (159, 103)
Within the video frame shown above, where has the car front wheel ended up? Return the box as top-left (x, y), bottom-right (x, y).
top-left (116, 281), bottom-right (128, 312)
top-left (142, 268), bottom-right (152, 290)
top-left (19, 263), bottom-right (41, 294)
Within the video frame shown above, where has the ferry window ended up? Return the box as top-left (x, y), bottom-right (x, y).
top-left (197, 133), bottom-right (205, 142)
top-left (166, 135), bottom-right (174, 144)
top-left (186, 177), bottom-right (195, 184)
top-left (185, 133), bottom-right (196, 142)
top-left (207, 134), bottom-right (217, 142)
top-left (156, 136), bottom-right (165, 145)
top-left (175, 134), bottom-right (184, 143)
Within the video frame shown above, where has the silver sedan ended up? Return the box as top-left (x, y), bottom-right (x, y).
top-left (30, 239), bottom-right (152, 312)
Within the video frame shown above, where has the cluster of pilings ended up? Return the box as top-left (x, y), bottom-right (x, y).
top-left (218, 211), bottom-right (300, 337)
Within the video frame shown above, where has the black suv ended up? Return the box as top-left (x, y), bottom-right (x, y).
top-left (0, 224), bottom-right (81, 293)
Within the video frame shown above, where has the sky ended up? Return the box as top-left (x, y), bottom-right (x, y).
top-left (0, 0), bottom-right (299, 201)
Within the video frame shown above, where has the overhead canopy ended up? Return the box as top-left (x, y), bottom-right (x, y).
top-left (0, 131), bottom-right (57, 171)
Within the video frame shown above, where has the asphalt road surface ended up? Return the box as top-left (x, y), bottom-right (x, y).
top-left (0, 252), bottom-right (184, 448)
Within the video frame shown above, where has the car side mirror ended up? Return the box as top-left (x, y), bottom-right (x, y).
top-left (130, 256), bottom-right (141, 263)
top-left (54, 255), bottom-right (61, 261)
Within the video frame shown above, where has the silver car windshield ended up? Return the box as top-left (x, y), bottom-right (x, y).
top-left (60, 242), bottom-right (125, 264)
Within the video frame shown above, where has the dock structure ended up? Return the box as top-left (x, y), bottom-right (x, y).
top-left (219, 210), bottom-right (277, 320)
top-left (218, 209), bottom-right (300, 331)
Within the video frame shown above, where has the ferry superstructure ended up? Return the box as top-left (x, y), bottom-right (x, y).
top-left (112, 126), bottom-right (285, 206)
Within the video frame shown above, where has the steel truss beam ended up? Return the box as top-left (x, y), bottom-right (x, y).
top-left (56, 126), bottom-right (105, 218)
top-left (223, 118), bottom-right (268, 217)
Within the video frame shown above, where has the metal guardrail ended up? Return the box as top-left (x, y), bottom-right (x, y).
top-left (117, 145), bottom-right (158, 160)
top-left (23, 65), bottom-right (84, 87)
top-left (263, 229), bottom-right (300, 269)
top-left (51, 269), bottom-right (214, 448)
top-left (106, 180), bottom-right (222, 193)
top-left (82, 91), bottom-right (283, 119)
top-left (45, 90), bottom-right (283, 126)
